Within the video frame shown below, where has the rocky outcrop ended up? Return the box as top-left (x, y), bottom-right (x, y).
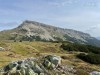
top-left (0, 55), bottom-right (76, 75)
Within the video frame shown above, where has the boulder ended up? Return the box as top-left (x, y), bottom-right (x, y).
top-left (0, 47), bottom-right (5, 51)
top-left (43, 55), bottom-right (61, 69)
top-left (90, 71), bottom-right (100, 75)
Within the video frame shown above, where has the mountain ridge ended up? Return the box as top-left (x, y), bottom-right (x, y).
top-left (19, 20), bottom-right (91, 36)
top-left (0, 20), bottom-right (100, 46)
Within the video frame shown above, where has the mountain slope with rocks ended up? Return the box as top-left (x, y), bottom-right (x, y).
top-left (1, 54), bottom-right (100, 75)
top-left (0, 20), bottom-right (100, 46)
top-left (0, 41), bottom-right (100, 75)
top-left (0, 55), bottom-right (76, 75)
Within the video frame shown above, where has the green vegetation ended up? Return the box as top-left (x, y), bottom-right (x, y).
top-left (76, 69), bottom-right (89, 75)
top-left (61, 43), bottom-right (100, 64)
top-left (77, 53), bottom-right (100, 64)
top-left (21, 35), bottom-right (47, 42)
top-left (61, 43), bottom-right (100, 54)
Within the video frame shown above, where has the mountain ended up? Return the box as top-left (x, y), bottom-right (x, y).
top-left (0, 20), bottom-right (100, 46)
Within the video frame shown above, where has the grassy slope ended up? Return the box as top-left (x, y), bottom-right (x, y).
top-left (0, 29), bottom-right (16, 40)
top-left (0, 41), bottom-right (100, 72)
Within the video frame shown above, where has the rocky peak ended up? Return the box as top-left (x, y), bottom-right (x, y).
top-left (0, 20), bottom-right (100, 46)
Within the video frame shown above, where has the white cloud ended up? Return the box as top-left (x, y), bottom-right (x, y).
top-left (48, 0), bottom-right (75, 7)
top-left (48, 0), bottom-right (98, 8)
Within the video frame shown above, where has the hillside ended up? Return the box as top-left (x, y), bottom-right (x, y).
top-left (0, 20), bottom-right (100, 46)
top-left (0, 41), bottom-right (100, 75)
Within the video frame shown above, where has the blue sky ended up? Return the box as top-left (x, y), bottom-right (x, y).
top-left (0, 0), bottom-right (100, 37)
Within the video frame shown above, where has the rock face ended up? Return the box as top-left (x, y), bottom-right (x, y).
top-left (0, 55), bottom-right (76, 75)
top-left (0, 20), bottom-right (100, 46)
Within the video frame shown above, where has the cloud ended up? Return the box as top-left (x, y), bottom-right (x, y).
top-left (48, 0), bottom-right (98, 8)
top-left (48, 0), bottom-right (75, 7)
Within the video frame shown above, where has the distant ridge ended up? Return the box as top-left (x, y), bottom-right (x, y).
top-left (0, 20), bottom-right (100, 46)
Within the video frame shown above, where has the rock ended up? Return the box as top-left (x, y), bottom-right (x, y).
top-left (0, 56), bottom-right (46, 75)
top-left (90, 71), bottom-right (100, 75)
top-left (43, 60), bottom-right (52, 69)
top-left (0, 55), bottom-right (76, 75)
top-left (0, 47), bottom-right (5, 51)
top-left (43, 55), bottom-right (62, 69)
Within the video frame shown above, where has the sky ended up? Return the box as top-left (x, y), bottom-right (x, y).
top-left (0, 0), bottom-right (100, 37)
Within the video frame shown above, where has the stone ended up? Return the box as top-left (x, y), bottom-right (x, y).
top-left (0, 47), bottom-right (5, 51)
top-left (0, 55), bottom-right (76, 75)
top-left (43, 60), bottom-right (51, 69)
top-left (90, 71), bottom-right (100, 75)
top-left (27, 69), bottom-right (35, 75)
top-left (40, 73), bottom-right (44, 75)
top-left (44, 55), bottom-right (62, 68)
top-left (9, 67), bottom-right (17, 74)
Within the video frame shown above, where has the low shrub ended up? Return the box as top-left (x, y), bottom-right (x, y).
top-left (77, 53), bottom-right (100, 64)
top-left (61, 43), bottom-right (100, 54)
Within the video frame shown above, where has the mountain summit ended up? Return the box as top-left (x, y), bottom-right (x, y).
top-left (0, 20), bottom-right (100, 46)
